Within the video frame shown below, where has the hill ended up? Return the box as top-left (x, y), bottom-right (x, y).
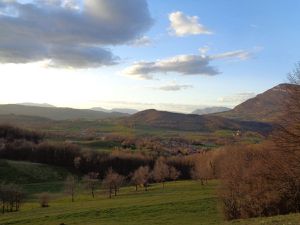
top-left (123, 109), bottom-right (272, 134)
top-left (192, 107), bottom-right (231, 115)
top-left (0, 104), bottom-right (129, 121)
top-left (218, 83), bottom-right (300, 122)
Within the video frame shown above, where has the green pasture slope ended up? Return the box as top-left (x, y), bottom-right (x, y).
top-left (0, 160), bottom-right (70, 194)
top-left (0, 177), bottom-right (300, 225)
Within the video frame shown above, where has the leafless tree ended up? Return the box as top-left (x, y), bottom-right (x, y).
top-left (287, 61), bottom-right (300, 84)
top-left (39, 192), bottom-right (50, 207)
top-left (131, 166), bottom-right (151, 191)
top-left (153, 157), bottom-right (169, 188)
top-left (191, 156), bottom-right (212, 185)
top-left (64, 175), bottom-right (77, 202)
top-left (0, 183), bottom-right (25, 213)
top-left (102, 168), bottom-right (124, 198)
top-left (219, 63), bottom-right (300, 220)
top-left (169, 166), bottom-right (180, 181)
top-left (83, 172), bottom-right (99, 198)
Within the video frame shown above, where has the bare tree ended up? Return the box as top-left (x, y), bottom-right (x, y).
top-left (153, 158), bottom-right (169, 188)
top-left (219, 63), bottom-right (300, 220)
top-left (39, 192), bottom-right (50, 208)
top-left (64, 175), bottom-right (77, 202)
top-left (83, 172), bottom-right (99, 198)
top-left (0, 183), bottom-right (25, 213)
top-left (102, 168), bottom-right (124, 198)
top-left (131, 166), bottom-right (151, 191)
top-left (191, 156), bottom-right (212, 185)
top-left (169, 166), bottom-right (180, 181)
top-left (288, 61), bottom-right (300, 84)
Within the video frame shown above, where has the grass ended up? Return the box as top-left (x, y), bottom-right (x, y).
top-left (0, 160), bottom-right (299, 225)
top-left (0, 179), bottom-right (299, 225)
top-left (0, 180), bottom-right (221, 225)
top-left (0, 160), bottom-right (70, 195)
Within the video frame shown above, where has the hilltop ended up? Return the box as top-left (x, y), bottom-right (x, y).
top-left (218, 83), bottom-right (300, 122)
top-left (123, 109), bottom-right (272, 133)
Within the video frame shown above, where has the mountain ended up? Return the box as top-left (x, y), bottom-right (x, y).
top-left (111, 108), bottom-right (139, 114)
top-left (90, 107), bottom-right (111, 113)
top-left (91, 107), bottom-right (138, 115)
top-left (123, 109), bottom-right (272, 134)
top-left (192, 107), bottom-right (231, 115)
top-left (18, 103), bottom-right (56, 108)
top-left (0, 104), bottom-right (129, 121)
top-left (218, 83), bottom-right (300, 122)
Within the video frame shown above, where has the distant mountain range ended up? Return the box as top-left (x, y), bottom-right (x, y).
top-left (91, 107), bottom-right (139, 115)
top-left (18, 103), bottom-right (56, 108)
top-left (192, 107), bottom-right (231, 115)
top-left (0, 104), bottom-right (128, 120)
top-left (217, 83), bottom-right (299, 122)
top-left (122, 109), bottom-right (272, 134)
top-left (0, 83), bottom-right (297, 129)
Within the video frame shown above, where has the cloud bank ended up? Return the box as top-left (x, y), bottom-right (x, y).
top-left (169, 11), bottom-right (212, 36)
top-left (0, 0), bottom-right (153, 68)
top-left (123, 49), bottom-right (251, 80)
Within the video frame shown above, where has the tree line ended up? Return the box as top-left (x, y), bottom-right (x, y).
top-left (64, 157), bottom-right (181, 201)
top-left (0, 183), bottom-right (25, 214)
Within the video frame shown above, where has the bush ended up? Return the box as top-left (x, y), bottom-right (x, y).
top-left (39, 192), bottom-right (50, 207)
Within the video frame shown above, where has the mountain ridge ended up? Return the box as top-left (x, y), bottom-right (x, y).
top-left (123, 109), bottom-right (272, 134)
top-left (0, 104), bottom-right (129, 121)
top-left (192, 107), bottom-right (231, 115)
top-left (217, 83), bottom-right (300, 122)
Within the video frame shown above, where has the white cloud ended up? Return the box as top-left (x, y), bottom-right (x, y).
top-left (169, 11), bottom-right (212, 37)
top-left (129, 36), bottom-right (152, 47)
top-left (211, 50), bottom-right (251, 60)
top-left (123, 55), bottom-right (219, 80)
top-left (155, 84), bottom-right (193, 91)
top-left (123, 49), bottom-right (252, 80)
top-left (0, 0), bottom-right (153, 68)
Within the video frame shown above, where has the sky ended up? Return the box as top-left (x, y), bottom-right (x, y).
top-left (0, 0), bottom-right (299, 113)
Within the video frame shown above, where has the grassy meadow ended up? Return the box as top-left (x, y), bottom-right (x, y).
top-left (1, 161), bottom-right (300, 225)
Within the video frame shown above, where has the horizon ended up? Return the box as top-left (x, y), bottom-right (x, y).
top-left (0, 0), bottom-right (299, 112)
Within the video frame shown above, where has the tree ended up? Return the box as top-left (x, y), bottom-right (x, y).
top-left (169, 166), bottom-right (180, 181)
top-left (219, 63), bottom-right (300, 220)
top-left (0, 183), bottom-right (25, 213)
top-left (131, 166), bottom-right (151, 191)
top-left (64, 175), bottom-right (77, 202)
top-left (39, 192), bottom-right (50, 208)
top-left (272, 63), bottom-right (300, 212)
top-left (153, 158), bottom-right (169, 188)
top-left (102, 168), bottom-right (124, 198)
top-left (191, 156), bottom-right (212, 185)
top-left (83, 172), bottom-right (99, 198)
top-left (288, 61), bottom-right (300, 84)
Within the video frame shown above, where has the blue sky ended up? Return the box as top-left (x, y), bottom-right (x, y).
top-left (0, 0), bottom-right (299, 112)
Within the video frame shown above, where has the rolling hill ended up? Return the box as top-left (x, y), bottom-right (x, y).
top-left (0, 104), bottom-right (128, 121)
top-left (123, 109), bottom-right (272, 133)
top-left (218, 83), bottom-right (300, 122)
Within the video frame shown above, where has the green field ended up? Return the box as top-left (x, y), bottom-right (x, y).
top-left (0, 160), bottom-right (70, 195)
top-left (0, 178), bottom-right (300, 225)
